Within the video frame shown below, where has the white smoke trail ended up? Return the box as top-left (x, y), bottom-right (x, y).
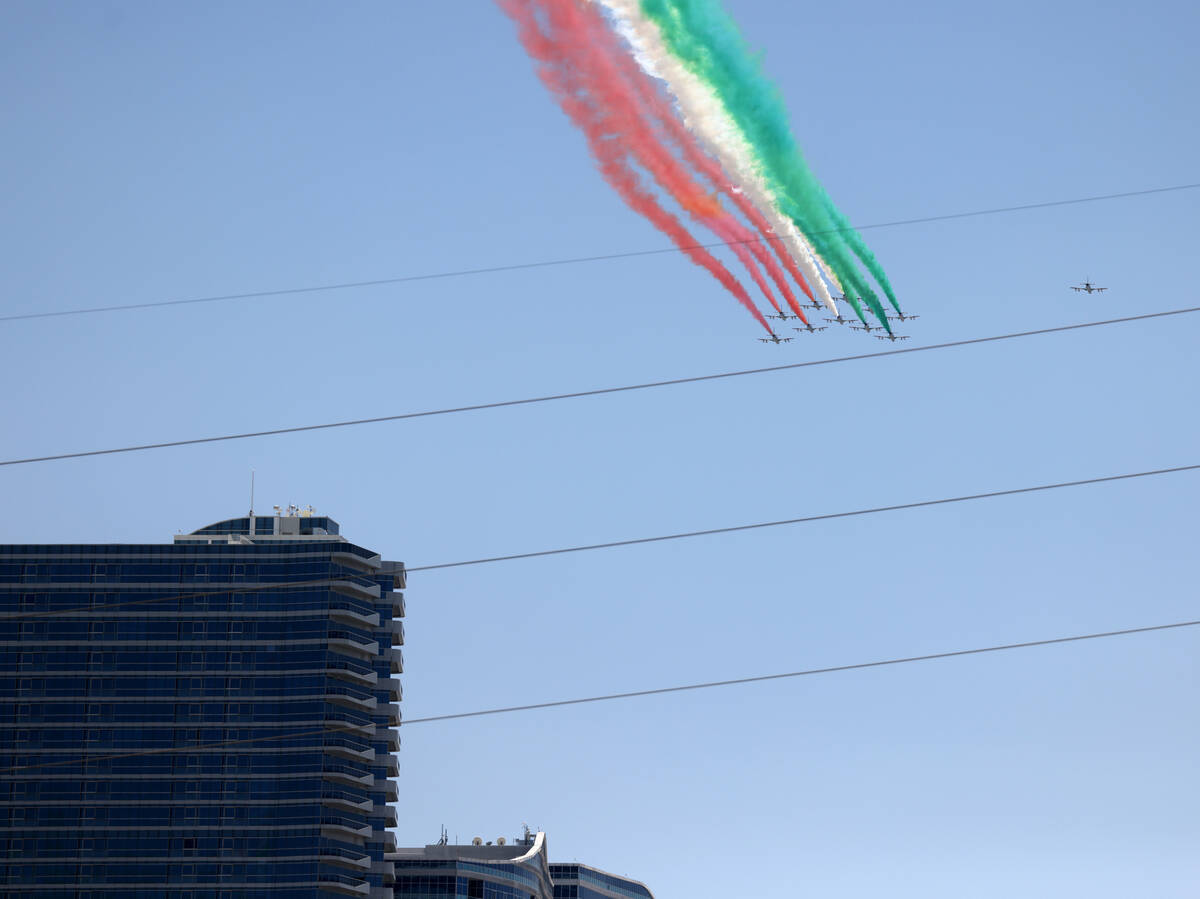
top-left (598, 0), bottom-right (840, 313)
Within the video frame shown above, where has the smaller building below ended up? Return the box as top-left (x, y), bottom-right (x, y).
top-left (390, 830), bottom-right (654, 899)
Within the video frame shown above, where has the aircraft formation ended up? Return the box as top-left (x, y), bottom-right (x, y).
top-left (759, 295), bottom-right (917, 345)
top-left (500, 0), bottom-right (900, 336)
top-left (758, 280), bottom-right (1110, 345)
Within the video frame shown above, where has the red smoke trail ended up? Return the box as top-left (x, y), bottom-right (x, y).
top-left (588, 7), bottom-right (815, 319)
top-left (498, 0), bottom-right (773, 332)
top-left (550, 0), bottom-right (790, 319)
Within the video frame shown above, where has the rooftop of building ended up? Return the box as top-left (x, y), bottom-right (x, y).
top-left (390, 828), bottom-right (543, 861)
top-left (389, 831), bottom-right (656, 899)
top-left (177, 505), bottom-right (343, 543)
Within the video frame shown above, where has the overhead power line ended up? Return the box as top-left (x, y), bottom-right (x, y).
top-left (400, 618), bottom-right (1200, 725)
top-left (2, 305), bottom-right (1196, 468)
top-left (4, 617), bottom-right (1196, 773)
top-left (2, 460), bottom-right (1195, 624)
top-left (1, 182), bottom-right (1195, 325)
top-left (406, 463), bottom-right (1200, 571)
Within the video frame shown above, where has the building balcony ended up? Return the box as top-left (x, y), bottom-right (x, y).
top-left (322, 794), bottom-right (374, 814)
top-left (324, 738), bottom-right (376, 764)
top-left (326, 657), bottom-right (378, 686)
top-left (330, 604), bottom-right (380, 628)
top-left (329, 636), bottom-right (379, 658)
top-left (326, 690), bottom-right (377, 712)
top-left (388, 592), bottom-right (405, 617)
top-left (323, 767), bottom-right (376, 789)
top-left (379, 727), bottom-right (400, 751)
top-left (378, 778), bottom-right (398, 802)
top-left (330, 578), bottom-right (380, 602)
top-left (331, 551), bottom-right (381, 573)
top-left (373, 804), bottom-right (398, 827)
top-left (318, 873), bottom-right (370, 897)
top-left (321, 820), bottom-right (373, 841)
top-left (320, 846), bottom-right (372, 871)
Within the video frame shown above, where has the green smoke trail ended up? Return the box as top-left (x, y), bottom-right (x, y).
top-left (640, 0), bottom-right (899, 324)
top-left (819, 200), bottom-right (900, 315)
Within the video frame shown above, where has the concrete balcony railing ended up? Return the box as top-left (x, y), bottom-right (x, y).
top-left (330, 604), bottom-right (380, 629)
top-left (322, 767), bottom-right (376, 789)
top-left (378, 778), bottom-right (398, 802)
top-left (322, 793), bottom-right (374, 814)
top-left (318, 873), bottom-right (370, 897)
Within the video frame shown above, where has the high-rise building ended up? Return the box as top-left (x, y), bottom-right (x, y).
top-left (390, 831), bottom-right (656, 899)
top-left (1, 509), bottom-right (404, 899)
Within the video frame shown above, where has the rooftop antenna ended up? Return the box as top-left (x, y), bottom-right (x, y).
top-left (249, 470), bottom-right (255, 518)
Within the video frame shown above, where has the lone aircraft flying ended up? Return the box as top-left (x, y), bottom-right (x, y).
top-left (1072, 280), bottom-right (1107, 294)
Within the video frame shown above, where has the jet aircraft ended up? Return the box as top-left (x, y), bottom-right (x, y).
top-left (793, 323), bottom-right (828, 334)
top-left (1072, 280), bottom-right (1107, 294)
top-left (875, 333), bottom-right (910, 343)
top-left (766, 308), bottom-right (799, 322)
top-left (849, 321), bottom-right (882, 333)
top-left (886, 310), bottom-right (920, 323)
top-left (758, 332), bottom-right (794, 345)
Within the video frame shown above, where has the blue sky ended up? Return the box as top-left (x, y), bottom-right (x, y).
top-left (1, 1), bottom-right (1197, 896)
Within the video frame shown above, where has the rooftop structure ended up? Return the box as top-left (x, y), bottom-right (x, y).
top-left (390, 829), bottom-right (655, 899)
top-left (391, 829), bottom-right (554, 899)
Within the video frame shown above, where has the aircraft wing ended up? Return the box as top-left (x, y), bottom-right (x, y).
top-left (1096, 287), bottom-right (1107, 292)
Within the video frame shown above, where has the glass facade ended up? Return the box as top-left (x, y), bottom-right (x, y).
top-left (391, 834), bottom-right (553, 899)
top-left (389, 838), bottom-right (654, 899)
top-left (0, 514), bottom-right (404, 898)
top-left (548, 864), bottom-right (654, 899)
